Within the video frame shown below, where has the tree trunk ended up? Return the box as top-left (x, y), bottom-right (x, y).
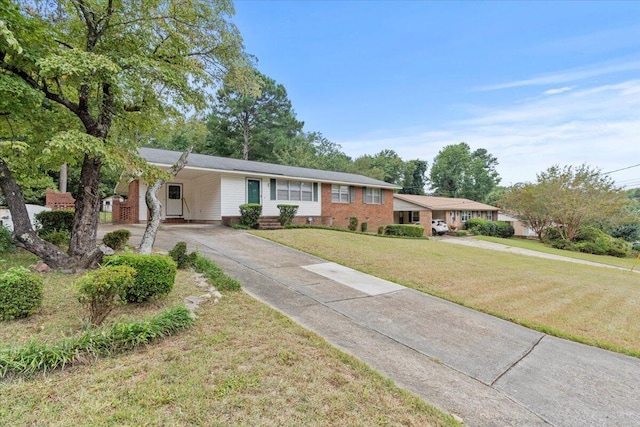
top-left (59, 163), bottom-right (67, 193)
top-left (69, 155), bottom-right (103, 266)
top-left (0, 157), bottom-right (74, 268)
top-left (242, 112), bottom-right (250, 160)
top-left (138, 147), bottom-right (192, 254)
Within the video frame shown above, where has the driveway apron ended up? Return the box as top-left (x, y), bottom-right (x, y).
top-left (100, 224), bottom-right (640, 427)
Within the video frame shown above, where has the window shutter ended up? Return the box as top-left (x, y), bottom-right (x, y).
top-left (363, 187), bottom-right (367, 203)
top-left (349, 186), bottom-right (355, 203)
top-left (381, 189), bottom-right (385, 204)
top-left (270, 179), bottom-right (276, 200)
top-left (313, 183), bottom-right (318, 201)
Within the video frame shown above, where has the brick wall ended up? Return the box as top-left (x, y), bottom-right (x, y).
top-left (45, 189), bottom-right (75, 210)
top-left (113, 180), bottom-right (140, 224)
top-left (320, 184), bottom-right (394, 231)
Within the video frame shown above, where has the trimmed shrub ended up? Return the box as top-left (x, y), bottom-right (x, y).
top-left (35, 210), bottom-right (74, 235)
top-left (377, 225), bottom-right (385, 235)
top-left (104, 254), bottom-right (177, 302)
top-left (168, 241), bottom-right (197, 269)
top-left (277, 204), bottom-right (299, 226)
top-left (77, 265), bottom-right (136, 326)
top-left (0, 225), bottom-right (14, 254)
top-left (239, 203), bottom-right (262, 228)
top-left (361, 222), bottom-right (368, 233)
top-left (348, 216), bottom-right (358, 232)
top-left (102, 229), bottom-right (131, 250)
top-left (0, 267), bottom-right (44, 321)
top-left (384, 224), bottom-right (424, 238)
top-left (465, 218), bottom-right (514, 238)
top-left (40, 230), bottom-right (71, 247)
top-left (456, 230), bottom-right (468, 237)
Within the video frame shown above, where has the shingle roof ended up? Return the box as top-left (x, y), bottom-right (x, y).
top-left (393, 194), bottom-right (499, 211)
top-left (139, 147), bottom-right (401, 189)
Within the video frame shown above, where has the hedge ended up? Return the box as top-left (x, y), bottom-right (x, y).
top-left (0, 267), bottom-right (44, 321)
top-left (384, 224), bottom-right (424, 237)
top-left (104, 254), bottom-right (177, 302)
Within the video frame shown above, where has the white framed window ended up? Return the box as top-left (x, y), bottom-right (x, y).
top-left (461, 211), bottom-right (472, 222)
top-left (410, 211), bottom-right (420, 222)
top-left (273, 180), bottom-right (316, 202)
top-left (363, 187), bottom-right (382, 204)
top-left (331, 185), bottom-right (351, 203)
top-left (301, 182), bottom-right (312, 201)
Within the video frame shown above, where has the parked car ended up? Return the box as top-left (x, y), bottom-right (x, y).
top-left (431, 219), bottom-right (449, 236)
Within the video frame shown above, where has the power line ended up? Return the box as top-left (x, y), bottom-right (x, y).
top-left (603, 163), bottom-right (640, 174)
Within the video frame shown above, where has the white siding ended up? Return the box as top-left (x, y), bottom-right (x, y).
top-left (138, 183), bottom-right (148, 222)
top-left (393, 199), bottom-right (422, 211)
top-left (189, 173), bottom-right (221, 220)
top-left (220, 174), bottom-right (247, 216)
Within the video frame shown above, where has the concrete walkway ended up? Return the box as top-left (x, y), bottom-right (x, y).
top-left (101, 224), bottom-right (640, 427)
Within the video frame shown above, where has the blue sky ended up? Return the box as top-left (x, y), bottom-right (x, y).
top-left (232, 1), bottom-right (640, 188)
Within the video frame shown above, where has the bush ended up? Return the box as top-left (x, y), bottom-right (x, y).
top-left (239, 203), bottom-right (262, 228)
top-left (456, 230), bottom-right (468, 237)
top-left (77, 265), bottom-right (136, 326)
top-left (0, 267), bottom-right (44, 321)
top-left (277, 204), bottom-right (299, 226)
top-left (348, 216), bottom-right (358, 232)
top-left (168, 241), bottom-right (197, 269)
top-left (465, 218), bottom-right (514, 238)
top-left (193, 255), bottom-right (241, 291)
top-left (104, 254), bottom-right (177, 302)
top-left (377, 225), bottom-right (385, 235)
top-left (611, 222), bottom-right (640, 242)
top-left (102, 229), bottom-right (131, 250)
top-left (361, 222), bottom-right (368, 233)
top-left (40, 230), bottom-right (71, 247)
top-left (0, 225), bottom-right (14, 254)
top-left (384, 224), bottom-right (424, 238)
top-left (35, 210), bottom-right (74, 235)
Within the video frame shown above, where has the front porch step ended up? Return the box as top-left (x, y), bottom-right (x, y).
top-left (257, 217), bottom-right (284, 230)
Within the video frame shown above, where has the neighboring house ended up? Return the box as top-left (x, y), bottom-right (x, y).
top-left (114, 148), bottom-right (400, 230)
top-left (393, 194), bottom-right (499, 236)
top-left (0, 204), bottom-right (51, 232)
top-left (498, 212), bottom-right (537, 238)
top-left (45, 189), bottom-right (75, 210)
top-left (102, 196), bottom-right (123, 213)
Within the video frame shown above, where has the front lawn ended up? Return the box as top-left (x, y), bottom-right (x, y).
top-left (0, 249), bottom-right (457, 426)
top-left (254, 229), bottom-right (640, 358)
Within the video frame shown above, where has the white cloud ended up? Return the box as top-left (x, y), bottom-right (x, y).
top-left (339, 79), bottom-right (640, 188)
top-left (543, 87), bottom-right (573, 95)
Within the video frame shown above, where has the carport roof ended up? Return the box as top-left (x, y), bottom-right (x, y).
top-left (394, 194), bottom-right (499, 211)
top-left (140, 147), bottom-right (400, 189)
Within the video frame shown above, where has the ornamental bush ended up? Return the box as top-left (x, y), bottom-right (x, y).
top-left (0, 225), bottom-right (14, 254)
top-left (465, 218), bottom-right (514, 238)
top-left (277, 204), bottom-right (299, 226)
top-left (0, 267), bottom-right (44, 321)
top-left (361, 222), bottom-right (368, 233)
top-left (77, 265), bottom-right (136, 326)
top-left (239, 203), bottom-right (262, 228)
top-left (35, 210), bottom-right (74, 235)
top-left (102, 229), bottom-right (131, 250)
top-left (104, 254), bottom-right (177, 302)
top-left (168, 241), bottom-right (197, 269)
top-left (348, 216), bottom-right (358, 232)
top-left (40, 230), bottom-right (71, 247)
top-left (384, 224), bottom-right (424, 238)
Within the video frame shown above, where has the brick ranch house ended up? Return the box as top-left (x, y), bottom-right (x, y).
top-left (393, 194), bottom-right (499, 236)
top-left (114, 148), bottom-right (400, 230)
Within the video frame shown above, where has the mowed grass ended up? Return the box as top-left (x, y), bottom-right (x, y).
top-left (254, 229), bottom-right (640, 357)
top-left (0, 250), bottom-right (457, 426)
top-left (475, 235), bottom-right (640, 269)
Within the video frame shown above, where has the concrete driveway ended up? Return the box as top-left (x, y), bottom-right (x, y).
top-left (100, 224), bottom-right (640, 427)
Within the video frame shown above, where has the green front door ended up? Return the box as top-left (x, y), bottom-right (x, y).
top-left (247, 179), bottom-right (261, 204)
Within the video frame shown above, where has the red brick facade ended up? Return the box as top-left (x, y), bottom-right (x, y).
top-left (45, 189), bottom-right (75, 210)
top-left (113, 180), bottom-right (140, 224)
top-left (320, 184), bottom-right (394, 231)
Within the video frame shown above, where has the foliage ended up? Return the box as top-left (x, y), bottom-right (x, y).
top-left (277, 204), bottom-right (299, 226)
top-left (0, 267), bottom-right (43, 321)
top-left (378, 225), bottom-right (385, 235)
top-left (239, 203), bottom-right (262, 228)
top-left (0, 305), bottom-right (194, 378)
top-left (34, 210), bottom-right (74, 234)
top-left (456, 230), bottom-right (468, 237)
top-left (39, 230), bottom-right (71, 247)
top-left (610, 222), bottom-right (640, 242)
top-left (77, 265), bottom-right (136, 326)
top-left (348, 216), bottom-right (359, 232)
top-left (361, 222), bottom-right (368, 233)
top-left (168, 242), bottom-right (197, 269)
top-left (101, 229), bottom-right (131, 251)
top-left (465, 218), bottom-right (514, 238)
top-left (384, 224), bottom-right (424, 238)
top-left (104, 255), bottom-right (177, 302)
top-left (429, 142), bottom-right (501, 202)
top-left (193, 255), bottom-right (242, 291)
top-left (0, 225), bottom-right (15, 254)
top-left (400, 159), bottom-right (428, 195)
top-left (203, 70), bottom-right (302, 161)
top-left (545, 226), bottom-right (631, 258)
top-left (231, 224), bottom-right (251, 230)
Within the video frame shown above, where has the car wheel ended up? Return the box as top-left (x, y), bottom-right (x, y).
top-left (432, 228), bottom-right (436, 235)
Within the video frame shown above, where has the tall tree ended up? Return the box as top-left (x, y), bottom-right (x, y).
top-left (0, 0), bottom-right (250, 267)
top-left (429, 142), bottom-right (501, 202)
top-left (400, 159), bottom-right (428, 195)
top-left (204, 71), bottom-right (304, 162)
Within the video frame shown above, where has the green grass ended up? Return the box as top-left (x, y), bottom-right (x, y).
top-left (254, 229), bottom-right (640, 358)
top-left (475, 235), bottom-right (639, 269)
top-left (0, 249), bottom-right (457, 426)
